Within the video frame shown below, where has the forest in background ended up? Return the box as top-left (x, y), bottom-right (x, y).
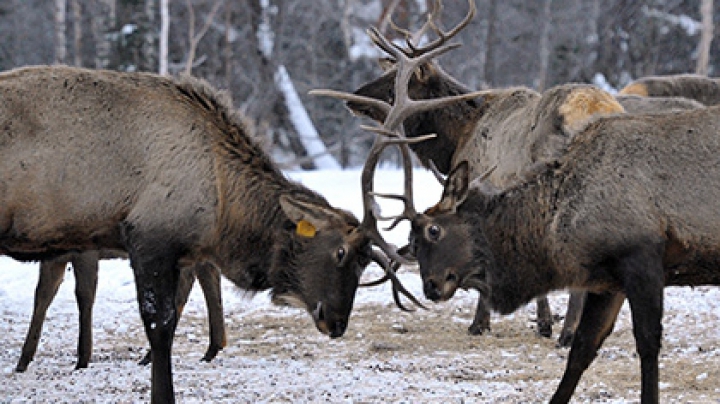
top-left (0, 0), bottom-right (716, 168)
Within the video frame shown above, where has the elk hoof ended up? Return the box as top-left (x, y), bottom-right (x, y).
top-left (468, 322), bottom-right (490, 335)
top-left (557, 330), bottom-right (575, 347)
top-left (537, 320), bottom-right (553, 338)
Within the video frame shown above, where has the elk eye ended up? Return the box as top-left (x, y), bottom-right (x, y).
top-left (427, 224), bottom-right (441, 241)
top-left (336, 246), bottom-right (347, 264)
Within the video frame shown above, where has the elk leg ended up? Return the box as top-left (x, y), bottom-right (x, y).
top-left (622, 248), bottom-right (664, 404)
top-left (550, 291), bottom-right (625, 404)
top-left (16, 260), bottom-right (67, 372)
top-left (194, 262), bottom-right (226, 362)
top-left (557, 291), bottom-right (587, 347)
top-left (468, 294), bottom-right (491, 335)
top-left (125, 229), bottom-right (180, 404)
top-left (535, 294), bottom-right (553, 338)
top-left (138, 263), bottom-right (196, 366)
top-left (71, 251), bottom-right (100, 370)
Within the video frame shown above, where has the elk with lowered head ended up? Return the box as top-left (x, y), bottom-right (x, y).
top-left (338, 0), bottom-right (627, 345)
top-left (0, 65), bottom-right (411, 403)
top-left (398, 102), bottom-right (720, 403)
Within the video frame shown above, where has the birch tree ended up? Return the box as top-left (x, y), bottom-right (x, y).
top-left (696, 0), bottom-right (714, 75)
top-left (54, 0), bottom-right (67, 64)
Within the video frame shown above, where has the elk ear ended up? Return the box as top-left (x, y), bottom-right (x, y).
top-left (414, 63), bottom-right (436, 83)
top-left (378, 57), bottom-right (396, 71)
top-left (437, 161), bottom-right (470, 212)
top-left (279, 196), bottom-right (334, 238)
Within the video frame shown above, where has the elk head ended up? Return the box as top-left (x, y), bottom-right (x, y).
top-left (269, 196), bottom-right (372, 338)
top-left (406, 161), bottom-right (495, 303)
top-left (311, 0), bottom-right (483, 311)
top-left (346, 0), bottom-right (482, 174)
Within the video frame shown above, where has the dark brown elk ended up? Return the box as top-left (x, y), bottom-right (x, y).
top-left (619, 74), bottom-right (720, 106)
top-left (338, 0), bottom-right (624, 345)
top-left (15, 251), bottom-right (226, 372)
top-left (0, 65), bottom-right (408, 403)
top-left (398, 100), bottom-right (720, 402)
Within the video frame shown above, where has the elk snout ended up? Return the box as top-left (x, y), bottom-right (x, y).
top-left (423, 269), bottom-right (460, 302)
top-left (312, 302), bottom-right (348, 338)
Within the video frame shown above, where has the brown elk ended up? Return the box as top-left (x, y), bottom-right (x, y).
top-left (0, 65), bottom-right (413, 403)
top-left (390, 98), bottom-right (720, 403)
top-left (15, 251), bottom-right (226, 372)
top-left (620, 73), bottom-right (720, 106)
top-left (335, 0), bottom-right (628, 345)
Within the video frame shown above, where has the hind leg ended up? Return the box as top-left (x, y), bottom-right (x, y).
top-left (16, 259), bottom-right (67, 372)
top-left (71, 251), bottom-right (100, 369)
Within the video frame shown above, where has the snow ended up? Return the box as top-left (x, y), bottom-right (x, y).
top-left (2, 168), bottom-right (720, 403)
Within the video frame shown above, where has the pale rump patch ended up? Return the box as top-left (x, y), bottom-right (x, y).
top-left (559, 88), bottom-right (626, 134)
top-left (619, 82), bottom-right (649, 96)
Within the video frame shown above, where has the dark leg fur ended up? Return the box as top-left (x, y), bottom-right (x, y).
top-left (194, 263), bottom-right (226, 361)
top-left (557, 291), bottom-right (587, 347)
top-left (468, 294), bottom-right (491, 335)
top-left (71, 252), bottom-right (100, 370)
top-left (16, 260), bottom-right (67, 372)
top-left (138, 262), bottom-right (225, 365)
top-left (124, 228), bottom-right (181, 404)
top-left (550, 291), bottom-right (625, 404)
top-left (535, 294), bottom-right (553, 338)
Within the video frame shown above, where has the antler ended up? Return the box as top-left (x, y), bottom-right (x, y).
top-left (310, 0), bottom-right (478, 311)
top-left (380, 0), bottom-right (476, 59)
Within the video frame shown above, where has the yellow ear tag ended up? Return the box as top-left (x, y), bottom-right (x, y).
top-left (296, 220), bottom-right (317, 238)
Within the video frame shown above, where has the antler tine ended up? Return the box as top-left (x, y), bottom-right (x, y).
top-left (428, 160), bottom-right (446, 184)
top-left (309, 89), bottom-right (392, 116)
top-left (412, 0), bottom-right (476, 57)
top-left (370, 249), bottom-right (427, 311)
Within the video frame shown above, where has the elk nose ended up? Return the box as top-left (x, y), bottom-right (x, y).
top-left (329, 320), bottom-right (347, 339)
top-left (424, 279), bottom-right (441, 301)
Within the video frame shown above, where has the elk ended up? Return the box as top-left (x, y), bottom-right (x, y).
top-left (0, 65), bottom-right (413, 403)
top-left (394, 101), bottom-right (720, 403)
top-left (336, 0), bottom-right (626, 345)
top-left (615, 94), bottom-right (705, 113)
top-left (620, 73), bottom-right (720, 106)
top-left (15, 251), bottom-right (226, 372)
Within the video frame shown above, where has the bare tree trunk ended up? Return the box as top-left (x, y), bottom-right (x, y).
top-left (536, 0), bottom-right (553, 90)
top-left (483, 0), bottom-right (497, 86)
top-left (223, 4), bottom-right (233, 87)
top-left (159, 0), bottom-right (169, 74)
top-left (141, 0), bottom-right (157, 73)
top-left (92, 0), bottom-right (115, 69)
top-left (183, 0), bottom-right (223, 75)
top-left (54, 0), bottom-right (67, 64)
top-left (696, 0), bottom-right (713, 76)
top-left (71, 0), bottom-right (82, 66)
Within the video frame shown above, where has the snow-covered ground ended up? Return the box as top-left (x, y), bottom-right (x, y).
top-left (2, 168), bottom-right (720, 403)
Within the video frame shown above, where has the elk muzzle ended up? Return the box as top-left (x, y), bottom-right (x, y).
top-left (422, 267), bottom-right (460, 302)
top-left (311, 301), bottom-right (348, 338)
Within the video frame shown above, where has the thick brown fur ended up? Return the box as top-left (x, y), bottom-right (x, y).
top-left (0, 65), bottom-right (372, 403)
top-left (351, 62), bottom-right (624, 340)
top-left (619, 74), bottom-right (720, 106)
top-left (412, 104), bottom-right (720, 402)
top-left (616, 94), bottom-right (705, 113)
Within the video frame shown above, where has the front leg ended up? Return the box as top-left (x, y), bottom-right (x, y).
top-left (550, 291), bottom-right (625, 404)
top-left (468, 293), bottom-right (491, 335)
top-left (125, 229), bottom-right (181, 404)
top-left (535, 294), bottom-right (553, 338)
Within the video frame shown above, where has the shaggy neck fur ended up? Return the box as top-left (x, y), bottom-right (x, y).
top-left (460, 172), bottom-right (565, 314)
top-left (173, 77), bottom-right (330, 293)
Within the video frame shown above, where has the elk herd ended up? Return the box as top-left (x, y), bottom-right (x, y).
top-left (3, 1), bottom-right (720, 403)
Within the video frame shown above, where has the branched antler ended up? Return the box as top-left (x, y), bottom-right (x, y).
top-left (310, 0), bottom-right (477, 311)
